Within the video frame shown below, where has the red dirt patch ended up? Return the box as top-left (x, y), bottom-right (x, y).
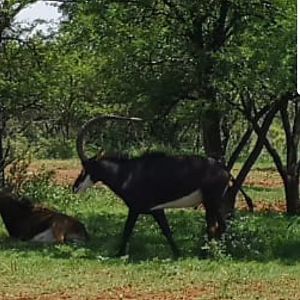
top-left (4, 279), bottom-right (300, 300)
top-left (237, 198), bottom-right (286, 213)
top-left (53, 169), bottom-right (81, 186)
top-left (244, 169), bottom-right (283, 189)
top-left (98, 285), bottom-right (218, 300)
top-left (0, 292), bottom-right (73, 300)
top-left (0, 285), bottom-right (219, 300)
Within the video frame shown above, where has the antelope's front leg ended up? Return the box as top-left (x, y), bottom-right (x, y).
top-left (205, 208), bottom-right (218, 240)
top-left (117, 209), bottom-right (139, 257)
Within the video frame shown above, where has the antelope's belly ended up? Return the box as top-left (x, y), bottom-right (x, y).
top-left (66, 233), bottom-right (88, 243)
top-left (151, 190), bottom-right (202, 210)
top-left (31, 228), bottom-right (56, 243)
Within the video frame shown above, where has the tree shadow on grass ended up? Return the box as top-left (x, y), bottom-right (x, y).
top-left (77, 210), bottom-right (207, 262)
top-left (274, 240), bottom-right (300, 265)
top-left (1, 210), bottom-right (300, 264)
top-left (80, 210), bottom-right (300, 264)
top-left (0, 210), bottom-right (207, 262)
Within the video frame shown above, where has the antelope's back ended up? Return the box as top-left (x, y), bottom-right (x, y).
top-left (120, 154), bottom-right (229, 206)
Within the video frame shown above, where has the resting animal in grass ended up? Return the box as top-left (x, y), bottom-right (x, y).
top-left (0, 191), bottom-right (89, 243)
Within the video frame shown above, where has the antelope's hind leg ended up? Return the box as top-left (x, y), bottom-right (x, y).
top-left (151, 210), bottom-right (180, 258)
top-left (215, 208), bottom-right (227, 238)
top-left (204, 207), bottom-right (218, 239)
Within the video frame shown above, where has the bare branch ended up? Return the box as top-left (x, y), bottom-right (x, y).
top-left (247, 94), bottom-right (296, 179)
top-left (227, 126), bottom-right (252, 171)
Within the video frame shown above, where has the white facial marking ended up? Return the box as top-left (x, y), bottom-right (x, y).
top-left (31, 228), bottom-right (55, 243)
top-left (151, 190), bottom-right (203, 210)
top-left (75, 175), bottom-right (93, 193)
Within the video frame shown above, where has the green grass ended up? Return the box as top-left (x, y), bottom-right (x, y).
top-left (1, 164), bottom-right (300, 299)
top-left (243, 186), bottom-right (284, 204)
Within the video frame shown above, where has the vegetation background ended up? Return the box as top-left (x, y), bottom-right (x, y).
top-left (0, 0), bottom-right (299, 299)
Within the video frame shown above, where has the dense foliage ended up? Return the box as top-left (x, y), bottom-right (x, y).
top-left (0, 3), bottom-right (300, 298)
top-left (0, 0), bottom-right (298, 212)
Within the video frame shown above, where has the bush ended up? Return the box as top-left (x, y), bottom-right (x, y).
top-left (225, 215), bottom-right (267, 260)
top-left (35, 138), bottom-right (75, 159)
top-left (200, 213), bottom-right (293, 262)
top-left (5, 155), bottom-right (54, 195)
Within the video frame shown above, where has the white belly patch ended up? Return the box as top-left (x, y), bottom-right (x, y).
top-left (151, 190), bottom-right (203, 210)
top-left (31, 228), bottom-right (55, 243)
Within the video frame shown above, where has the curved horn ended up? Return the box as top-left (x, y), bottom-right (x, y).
top-left (76, 115), bottom-right (143, 162)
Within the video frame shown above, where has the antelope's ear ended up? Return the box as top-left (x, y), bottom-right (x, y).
top-left (96, 150), bottom-right (106, 160)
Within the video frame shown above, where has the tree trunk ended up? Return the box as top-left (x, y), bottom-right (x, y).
top-left (202, 108), bottom-right (223, 160)
top-left (261, 96), bottom-right (300, 214)
top-left (0, 105), bottom-right (5, 188)
top-left (0, 128), bottom-right (4, 188)
top-left (284, 173), bottom-right (300, 214)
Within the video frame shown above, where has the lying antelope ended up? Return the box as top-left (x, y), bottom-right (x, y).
top-left (0, 191), bottom-right (89, 243)
top-left (73, 116), bottom-right (230, 257)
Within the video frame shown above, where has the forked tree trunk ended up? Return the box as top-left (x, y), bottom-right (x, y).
top-left (240, 93), bottom-right (300, 215)
top-left (262, 97), bottom-right (300, 214)
top-left (224, 97), bottom-right (284, 215)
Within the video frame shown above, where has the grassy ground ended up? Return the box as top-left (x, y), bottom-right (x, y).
top-left (1, 160), bottom-right (300, 299)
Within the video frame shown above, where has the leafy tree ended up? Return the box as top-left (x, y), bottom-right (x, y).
top-left (57, 1), bottom-right (277, 155)
top-left (1, 0), bottom-right (297, 213)
top-left (221, 0), bottom-right (298, 213)
top-left (0, 0), bottom-right (41, 184)
top-left (55, 0), bottom-right (279, 210)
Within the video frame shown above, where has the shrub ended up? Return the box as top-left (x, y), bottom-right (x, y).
top-left (225, 215), bottom-right (266, 260)
top-left (35, 138), bottom-right (75, 159)
top-left (5, 155), bottom-right (54, 195)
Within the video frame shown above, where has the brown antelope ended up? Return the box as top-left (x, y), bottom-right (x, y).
top-left (0, 191), bottom-right (89, 243)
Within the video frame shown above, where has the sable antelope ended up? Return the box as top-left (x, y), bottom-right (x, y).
top-left (0, 191), bottom-right (89, 243)
top-left (73, 115), bottom-right (230, 257)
